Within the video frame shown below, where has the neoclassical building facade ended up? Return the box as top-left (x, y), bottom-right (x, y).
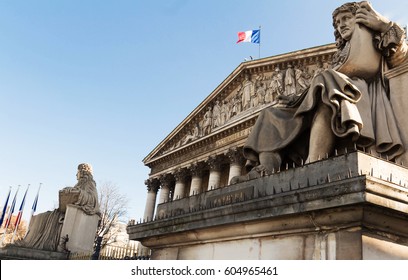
top-left (140, 44), bottom-right (335, 221)
top-left (127, 43), bottom-right (408, 260)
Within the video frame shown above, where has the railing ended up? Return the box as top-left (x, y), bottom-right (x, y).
top-left (69, 243), bottom-right (151, 260)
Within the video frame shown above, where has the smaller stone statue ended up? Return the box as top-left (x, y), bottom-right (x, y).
top-left (16, 163), bottom-right (100, 252)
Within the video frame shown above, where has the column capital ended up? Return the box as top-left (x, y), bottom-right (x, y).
top-left (173, 168), bottom-right (188, 183)
top-left (189, 162), bottom-right (206, 177)
top-left (145, 178), bottom-right (160, 193)
top-left (225, 147), bottom-right (244, 165)
top-left (206, 155), bottom-right (222, 171)
top-left (159, 173), bottom-right (174, 189)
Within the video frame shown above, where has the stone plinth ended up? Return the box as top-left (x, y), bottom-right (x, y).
top-left (127, 152), bottom-right (408, 259)
top-left (59, 190), bottom-right (79, 213)
top-left (0, 246), bottom-right (68, 260)
top-left (60, 205), bottom-right (99, 254)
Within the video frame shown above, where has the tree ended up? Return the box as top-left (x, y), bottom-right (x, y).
top-left (95, 181), bottom-right (129, 249)
top-left (0, 216), bottom-right (28, 245)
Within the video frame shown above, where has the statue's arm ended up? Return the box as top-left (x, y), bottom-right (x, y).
top-left (356, 1), bottom-right (408, 68)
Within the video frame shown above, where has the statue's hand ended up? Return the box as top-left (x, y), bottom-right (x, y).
top-left (356, 1), bottom-right (391, 33)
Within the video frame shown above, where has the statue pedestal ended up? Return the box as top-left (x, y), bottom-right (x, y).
top-left (60, 205), bottom-right (99, 254)
top-left (128, 152), bottom-right (408, 259)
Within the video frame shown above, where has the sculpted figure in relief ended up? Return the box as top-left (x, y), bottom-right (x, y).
top-left (220, 100), bottom-right (230, 126)
top-left (231, 93), bottom-right (242, 117)
top-left (255, 75), bottom-right (267, 106)
top-left (212, 100), bottom-right (222, 128)
top-left (284, 64), bottom-right (297, 96)
top-left (202, 107), bottom-right (213, 135)
top-left (231, 1), bottom-right (408, 183)
top-left (241, 74), bottom-right (254, 110)
top-left (269, 67), bottom-right (284, 100)
top-left (182, 124), bottom-right (200, 145)
top-left (295, 65), bottom-right (310, 95)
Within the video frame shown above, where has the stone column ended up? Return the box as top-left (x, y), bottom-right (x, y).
top-left (189, 163), bottom-right (203, 196)
top-left (226, 148), bottom-right (244, 184)
top-left (207, 155), bottom-right (222, 190)
top-left (143, 178), bottom-right (160, 221)
top-left (173, 168), bottom-right (188, 200)
top-left (159, 174), bottom-right (174, 204)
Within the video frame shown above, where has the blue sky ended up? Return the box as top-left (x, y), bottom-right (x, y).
top-left (1, 0), bottom-right (408, 224)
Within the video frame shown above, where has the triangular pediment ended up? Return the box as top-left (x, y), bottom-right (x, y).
top-left (143, 43), bottom-right (337, 175)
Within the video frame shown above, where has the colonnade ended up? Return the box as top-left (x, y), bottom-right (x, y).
top-left (142, 148), bottom-right (244, 221)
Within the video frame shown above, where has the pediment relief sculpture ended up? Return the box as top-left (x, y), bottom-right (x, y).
top-left (158, 59), bottom-right (330, 158)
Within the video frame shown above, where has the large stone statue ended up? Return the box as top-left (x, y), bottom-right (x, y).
top-left (61, 163), bottom-right (100, 215)
top-left (16, 163), bottom-right (100, 252)
top-left (232, 1), bottom-right (408, 183)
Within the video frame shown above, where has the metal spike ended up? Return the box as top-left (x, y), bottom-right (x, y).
top-left (354, 142), bottom-right (357, 151)
top-left (301, 159), bottom-right (304, 166)
top-left (327, 173), bottom-right (331, 183)
top-left (335, 149), bottom-right (338, 156)
top-left (345, 147), bottom-right (348, 154)
top-left (286, 163), bottom-right (289, 170)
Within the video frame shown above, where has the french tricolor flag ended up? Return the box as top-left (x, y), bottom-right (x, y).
top-left (237, 29), bottom-right (260, 44)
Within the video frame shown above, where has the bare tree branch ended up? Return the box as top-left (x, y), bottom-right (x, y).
top-left (95, 181), bottom-right (129, 248)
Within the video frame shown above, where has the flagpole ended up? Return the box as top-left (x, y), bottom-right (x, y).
top-left (11, 184), bottom-right (29, 243)
top-left (1, 185), bottom-right (20, 245)
top-left (0, 186), bottom-right (12, 228)
top-left (24, 183), bottom-right (41, 238)
top-left (259, 25), bottom-right (261, 59)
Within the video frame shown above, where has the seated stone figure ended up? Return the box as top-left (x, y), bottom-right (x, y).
top-left (16, 163), bottom-right (100, 251)
top-left (232, 1), bottom-right (408, 183)
top-left (61, 163), bottom-right (100, 216)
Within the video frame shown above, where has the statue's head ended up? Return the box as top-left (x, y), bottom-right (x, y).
top-left (76, 163), bottom-right (93, 181)
top-left (332, 2), bottom-right (360, 47)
